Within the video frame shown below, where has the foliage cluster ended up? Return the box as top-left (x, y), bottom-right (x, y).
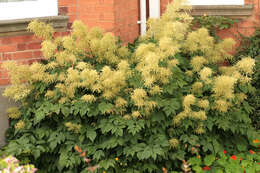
top-left (1, 0), bottom-right (259, 172)
top-left (232, 28), bottom-right (260, 129)
top-left (0, 156), bottom-right (36, 173)
top-left (192, 15), bottom-right (238, 41)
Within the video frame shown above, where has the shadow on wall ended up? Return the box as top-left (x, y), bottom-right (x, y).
top-left (0, 86), bottom-right (18, 147)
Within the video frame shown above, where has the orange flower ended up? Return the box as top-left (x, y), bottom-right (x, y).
top-left (162, 167), bottom-right (168, 173)
top-left (249, 150), bottom-right (255, 154)
top-left (80, 151), bottom-right (86, 157)
top-left (115, 157), bottom-right (119, 161)
top-left (230, 155), bottom-right (237, 160)
top-left (74, 145), bottom-right (82, 153)
top-left (197, 155), bottom-right (201, 159)
top-left (202, 166), bottom-right (210, 170)
top-left (253, 139), bottom-right (259, 144)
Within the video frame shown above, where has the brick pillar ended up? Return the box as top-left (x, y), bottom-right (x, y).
top-left (78, 0), bottom-right (115, 32)
top-left (114, 0), bottom-right (140, 43)
top-left (58, 0), bottom-right (78, 29)
top-left (77, 0), bottom-right (140, 43)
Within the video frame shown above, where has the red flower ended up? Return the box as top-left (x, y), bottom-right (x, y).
top-left (258, 162), bottom-right (260, 165)
top-left (224, 150), bottom-right (227, 154)
top-left (253, 139), bottom-right (259, 144)
top-left (202, 166), bottom-right (211, 171)
top-left (230, 155), bottom-right (237, 160)
top-left (249, 150), bottom-right (255, 154)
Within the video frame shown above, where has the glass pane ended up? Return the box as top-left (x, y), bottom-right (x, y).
top-left (0, 0), bottom-right (36, 2)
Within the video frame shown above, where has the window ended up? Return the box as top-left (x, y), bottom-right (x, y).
top-left (188, 0), bottom-right (244, 5)
top-left (0, 0), bottom-right (58, 20)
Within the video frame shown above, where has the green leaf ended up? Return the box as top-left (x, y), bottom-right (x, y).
top-left (61, 106), bottom-right (70, 117)
top-left (93, 150), bottom-right (105, 161)
top-left (52, 104), bottom-right (60, 114)
top-left (98, 102), bottom-right (113, 114)
top-left (137, 146), bottom-right (153, 160)
top-left (204, 155), bottom-right (215, 166)
top-left (99, 159), bottom-right (116, 170)
top-left (216, 169), bottom-right (224, 173)
top-left (50, 141), bottom-right (57, 150)
top-left (86, 128), bottom-right (96, 142)
top-left (58, 152), bottom-right (67, 172)
top-left (32, 149), bottom-right (41, 159)
top-left (34, 111), bottom-right (46, 124)
top-left (192, 165), bottom-right (203, 173)
top-left (188, 157), bottom-right (201, 166)
top-left (127, 120), bottom-right (145, 135)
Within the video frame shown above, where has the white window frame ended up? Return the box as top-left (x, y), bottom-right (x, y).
top-left (0, 0), bottom-right (58, 20)
top-left (188, 0), bottom-right (244, 5)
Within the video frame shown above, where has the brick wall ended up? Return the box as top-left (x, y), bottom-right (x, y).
top-left (58, 0), bottom-right (78, 29)
top-left (217, 0), bottom-right (260, 45)
top-left (0, 0), bottom-right (76, 85)
top-left (0, 35), bottom-right (41, 85)
top-left (78, 0), bottom-right (115, 32)
top-left (114, 0), bottom-right (140, 43)
top-left (0, 0), bottom-right (141, 86)
top-left (0, 32), bottom-right (71, 85)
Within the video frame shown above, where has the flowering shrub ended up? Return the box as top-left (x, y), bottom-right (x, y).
top-left (232, 28), bottom-right (260, 129)
top-left (1, 0), bottom-right (258, 172)
top-left (0, 156), bottom-right (36, 173)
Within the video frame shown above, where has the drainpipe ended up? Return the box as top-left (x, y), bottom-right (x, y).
top-left (138, 0), bottom-right (147, 36)
top-left (138, 0), bottom-right (160, 35)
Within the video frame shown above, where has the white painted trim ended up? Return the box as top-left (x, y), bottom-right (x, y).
top-left (149, 0), bottom-right (160, 19)
top-left (188, 0), bottom-right (244, 5)
top-left (0, 0), bottom-right (58, 20)
top-left (138, 0), bottom-right (146, 36)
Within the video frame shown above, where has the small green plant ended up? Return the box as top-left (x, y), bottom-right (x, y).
top-left (186, 148), bottom-right (260, 173)
top-left (0, 156), bottom-right (36, 173)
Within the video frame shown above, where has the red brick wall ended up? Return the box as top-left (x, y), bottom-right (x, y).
top-left (217, 0), bottom-right (260, 46)
top-left (114, 0), bottom-right (140, 43)
top-left (58, 0), bottom-right (78, 29)
top-left (76, 0), bottom-right (140, 43)
top-left (78, 0), bottom-right (115, 32)
top-left (0, 36), bottom-right (43, 85)
top-left (0, 0), bottom-right (140, 86)
top-left (0, 0), bottom-right (76, 85)
top-left (0, 32), bottom-right (69, 85)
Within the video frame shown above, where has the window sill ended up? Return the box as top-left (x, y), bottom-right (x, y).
top-left (190, 5), bottom-right (254, 19)
top-left (0, 15), bottom-right (69, 37)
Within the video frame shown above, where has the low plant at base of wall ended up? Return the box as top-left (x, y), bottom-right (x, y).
top-left (0, 156), bottom-right (36, 173)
